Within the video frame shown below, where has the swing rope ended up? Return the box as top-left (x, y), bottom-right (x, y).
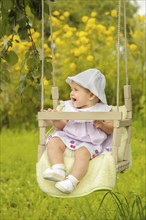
top-left (116, 0), bottom-right (129, 111)
top-left (41, 0), bottom-right (45, 111)
top-left (48, 0), bottom-right (56, 87)
top-left (116, 0), bottom-right (121, 111)
top-left (48, 0), bottom-right (59, 109)
top-left (123, 0), bottom-right (129, 85)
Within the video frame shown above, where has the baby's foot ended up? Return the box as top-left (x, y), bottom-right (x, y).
top-left (43, 164), bottom-right (65, 182)
top-left (55, 175), bottom-right (79, 193)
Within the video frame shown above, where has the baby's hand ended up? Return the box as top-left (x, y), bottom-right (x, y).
top-left (93, 120), bottom-right (104, 129)
top-left (47, 108), bottom-right (57, 112)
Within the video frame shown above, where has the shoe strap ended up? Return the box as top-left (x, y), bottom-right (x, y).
top-left (52, 163), bottom-right (65, 171)
top-left (67, 175), bottom-right (79, 187)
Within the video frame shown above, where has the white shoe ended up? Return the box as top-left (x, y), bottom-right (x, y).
top-left (42, 164), bottom-right (65, 182)
top-left (55, 175), bottom-right (79, 193)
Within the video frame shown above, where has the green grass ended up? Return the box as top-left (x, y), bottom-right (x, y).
top-left (0, 120), bottom-right (145, 220)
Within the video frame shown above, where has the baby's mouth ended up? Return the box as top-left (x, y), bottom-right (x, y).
top-left (72, 98), bottom-right (76, 102)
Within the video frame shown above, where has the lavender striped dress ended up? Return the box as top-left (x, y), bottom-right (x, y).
top-left (46, 100), bottom-right (112, 159)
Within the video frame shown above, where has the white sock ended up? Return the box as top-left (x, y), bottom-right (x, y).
top-left (67, 174), bottom-right (79, 186)
top-left (52, 163), bottom-right (65, 171)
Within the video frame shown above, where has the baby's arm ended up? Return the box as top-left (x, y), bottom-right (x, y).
top-left (48, 108), bottom-right (68, 130)
top-left (93, 120), bottom-right (113, 134)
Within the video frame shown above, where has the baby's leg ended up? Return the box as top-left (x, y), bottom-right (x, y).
top-left (71, 147), bottom-right (91, 181)
top-left (47, 137), bottom-right (66, 165)
top-left (55, 147), bottom-right (90, 193)
top-left (43, 137), bottom-right (66, 181)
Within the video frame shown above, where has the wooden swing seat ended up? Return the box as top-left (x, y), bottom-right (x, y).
top-left (36, 103), bottom-right (132, 198)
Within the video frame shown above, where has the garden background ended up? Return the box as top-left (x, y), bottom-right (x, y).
top-left (0, 0), bottom-right (145, 219)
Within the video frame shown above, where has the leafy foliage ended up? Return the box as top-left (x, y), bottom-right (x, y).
top-left (0, 0), bottom-right (145, 128)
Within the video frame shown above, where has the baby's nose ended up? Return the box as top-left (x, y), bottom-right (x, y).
top-left (70, 91), bottom-right (74, 96)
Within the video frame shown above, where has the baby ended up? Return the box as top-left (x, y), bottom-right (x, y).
top-left (43, 68), bottom-right (113, 193)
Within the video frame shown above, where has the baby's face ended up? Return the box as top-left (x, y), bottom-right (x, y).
top-left (70, 81), bottom-right (93, 109)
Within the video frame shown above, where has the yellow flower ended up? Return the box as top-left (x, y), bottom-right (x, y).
top-left (106, 36), bottom-right (114, 46)
top-left (30, 28), bottom-right (35, 34)
top-left (96, 24), bottom-right (106, 34)
top-left (111, 9), bottom-right (117, 17)
top-left (53, 10), bottom-right (60, 16)
top-left (105, 30), bottom-right (111, 36)
top-left (74, 40), bottom-right (80, 46)
top-left (70, 63), bottom-right (76, 70)
top-left (73, 49), bottom-right (80, 57)
top-left (82, 16), bottom-right (88, 23)
top-left (55, 53), bottom-right (60, 59)
top-left (51, 30), bottom-right (61, 40)
top-left (60, 15), bottom-right (65, 21)
top-left (87, 18), bottom-right (96, 24)
top-left (80, 36), bottom-right (89, 44)
top-left (109, 26), bottom-right (115, 33)
top-left (91, 11), bottom-right (97, 17)
top-left (44, 44), bottom-right (51, 54)
top-left (106, 42), bottom-right (111, 46)
top-left (27, 42), bottom-right (32, 47)
top-left (32, 32), bottom-right (40, 40)
top-left (44, 78), bottom-right (49, 86)
top-left (51, 16), bottom-right (60, 26)
top-left (105, 26), bottom-right (115, 35)
top-left (13, 35), bottom-right (20, 42)
top-left (63, 24), bottom-right (70, 31)
top-left (18, 44), bottom-right (26, 53)
top-left (129, 44), bottom-right (137, 52)
top-left (76, 31), bottom-right (87, 37)
top-left (79, 46), bottom-right (87, 54)
top-left (55, 38), bottom-right (63, 46)
top-left (64, 11), bottom-right (70, 17)
top-left (106, 36), bottom-right (113, 42)
top-left (86, 55), bottom-right (94, 62)
top-left (86, 19), bottom-right (96, 31)
top-left (15, 65), bottom-right (20, 71)
top-left (44, 43), bottom-right (48, 49)
top-left (64, 31), bottom-right (73, 38)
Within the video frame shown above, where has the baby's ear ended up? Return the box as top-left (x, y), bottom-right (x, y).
top-left (89, 93), bottom-right (96, 101)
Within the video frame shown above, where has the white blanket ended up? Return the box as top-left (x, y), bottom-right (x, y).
top-left (36, 149), bottom-right (116, 198)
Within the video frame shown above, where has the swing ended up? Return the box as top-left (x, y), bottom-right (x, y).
top-left (36, 0), bottom-right (132, 198)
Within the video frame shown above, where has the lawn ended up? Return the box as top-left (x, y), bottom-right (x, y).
top-left (0, 120), bottom-right (145, 220)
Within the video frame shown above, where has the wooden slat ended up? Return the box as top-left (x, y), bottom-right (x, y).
top-left (39, 127), bottom-right (46, 145)
top-left (123, 143), bottom-right (130, 161)
top-left (127, 111), bottom-right (132, 119)
top-left (112, 127), bottom-right (122, 146)
top-left (127, 126), bottom-right (132, 144)
top-left (52, 86), bottom-right (59, 99)
top-left (124, 98), bottom-right (132, 111)
top-left (124, 85), bottom-right (131, 99)
top-left (38, 144), bottom-right (46, 161)
top-left (38, 119), bottom-right (51, 127)
top-left (38, 111), bottom-right (122, 120)
top-left (116, 160), bottom-right (130, 172)
top-left (113, 119), bottom-right (132, 128)
top-left (112, 127), bottom-right (122, 164)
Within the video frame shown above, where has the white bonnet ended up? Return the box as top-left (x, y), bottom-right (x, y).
top-left (66, 68), bottom-right (107, 104)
